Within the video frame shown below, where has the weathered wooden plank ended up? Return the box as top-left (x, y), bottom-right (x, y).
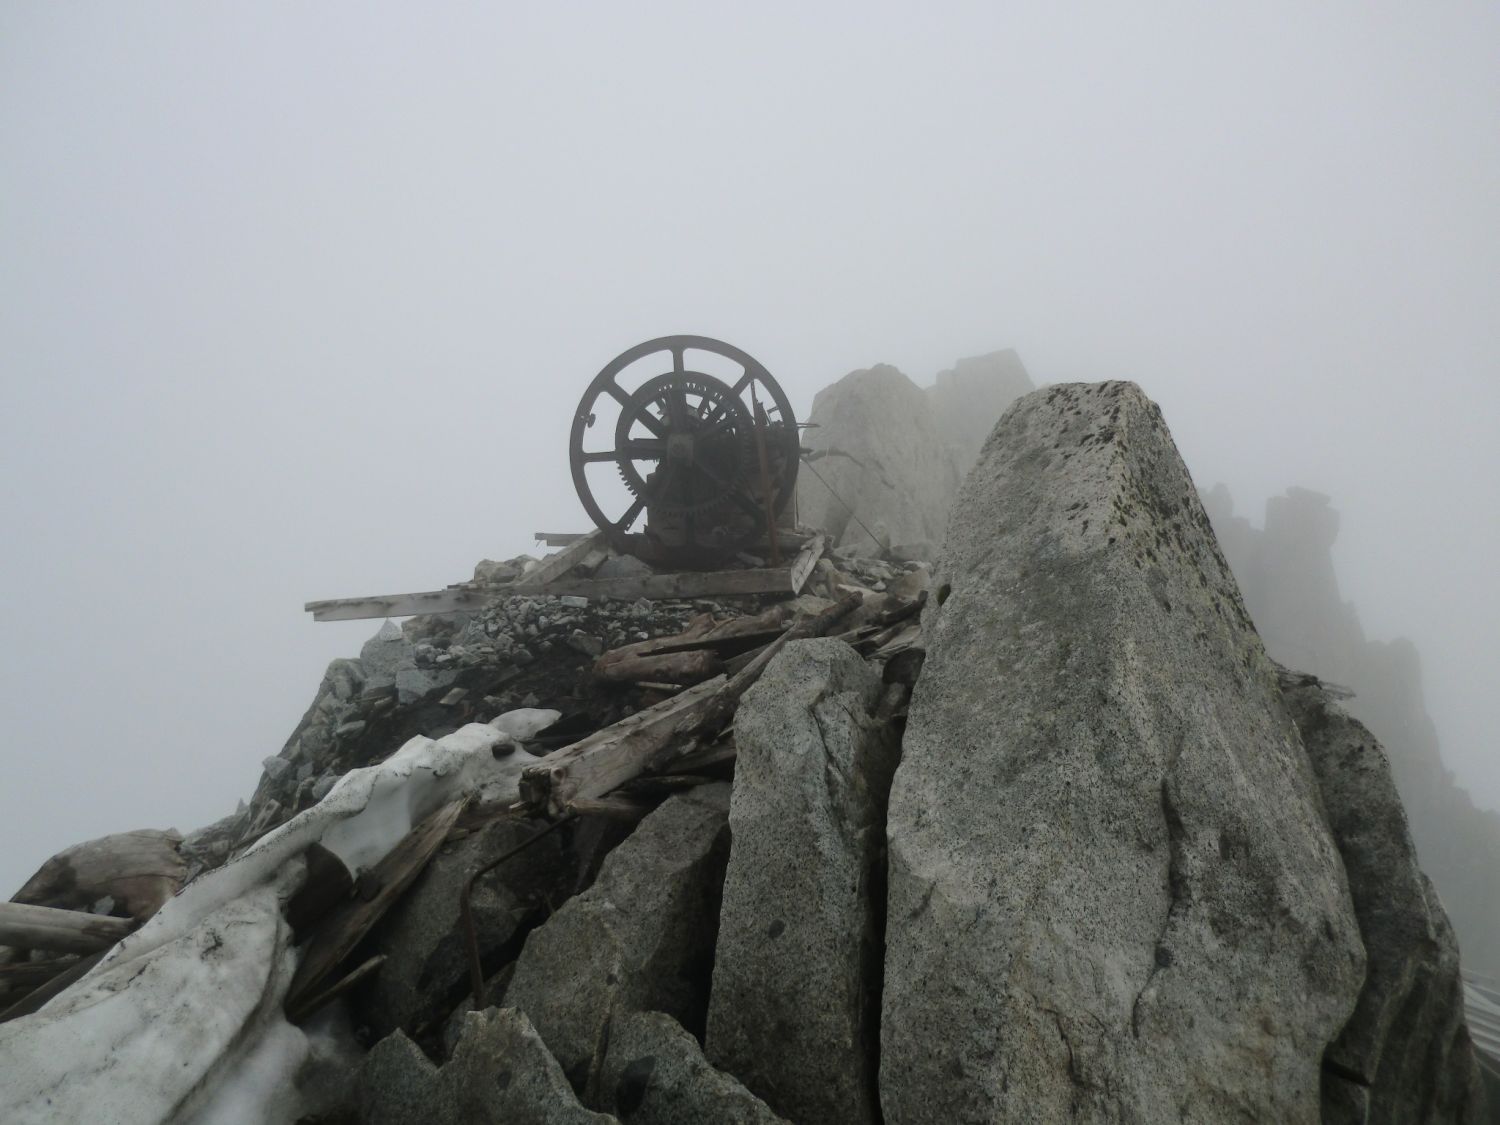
top-left (0, 951), bottom-right (104, 1024)
top-left (520, 676), bottom-right (727, 818)
top-left (517, 528), bottom-right (607, 588)
top-left (594, 649), bottom-right (723, 686)
top-left (0, 902), bottom-right (134, 955)
top-left (790, 533), bottom-right (826, 595)
top-left (521, 567), bottom-right (794, 602)
top-left (533, 532), bottom-right (590, 547)
top-left (286, 954), bottom-right (387, 1025)
top-left (522, 593), bottom-right (861, 818)
top-left (283, 799), bottom-right (466, 1015)
top-left (305, 588), bottom-right (492, 622)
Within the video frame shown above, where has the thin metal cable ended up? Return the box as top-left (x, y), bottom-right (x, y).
top-left (801, 458), bottom-right (884, 550)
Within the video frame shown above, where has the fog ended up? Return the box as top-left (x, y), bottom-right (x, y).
top-left (2, 2), bottom-right (1496, 896)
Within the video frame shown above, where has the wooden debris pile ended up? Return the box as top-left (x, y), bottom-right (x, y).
top-left (2, 529), bottom-right (931, 1050)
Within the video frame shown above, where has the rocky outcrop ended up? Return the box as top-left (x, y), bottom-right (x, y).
top-left (796, 365), bottom-right (959, 554)
top-left (601, 1011), bottom-right (787, 1125)
top-left (10, 828), bottom-right (184, 922)
top-left (881, 382), bottom-right (1366, 1123)
top-left (361, 1009), bottom-right (614, 1125)
top-left (795, 353), bottom-right (1033, 558)
top-left (1203, 483), bottom-right (1500, 978)
top-left (706, 638), bottom-right (898, 1124)
top-left (1280, 671), bottom-right (1486, 1123)
top-left (504, 784), bottom-right (732, 1096)
top-left (926, 348), bottom-right (1035, 474)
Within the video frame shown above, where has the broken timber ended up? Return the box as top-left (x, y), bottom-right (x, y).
top-left (0, 901), bottom-right (134, 955)
top-left (520, 593), bottom-right (861, 818)
top-left (304, 530), bottom-right (827, 622)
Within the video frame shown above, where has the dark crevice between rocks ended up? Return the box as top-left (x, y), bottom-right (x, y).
top-left (1133, 776), bottom-right (1188, 1039)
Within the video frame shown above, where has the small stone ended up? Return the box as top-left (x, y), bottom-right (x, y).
top-left (261, 756), bottom-right (291, 780)
top-left (567, 631), bottom-right (604, 657)
top-left (440, 688), bottom-right (468, 706)
top-left (336, 720), bottom-right (367, 737)
top-left (560, 595), bottom-right (589, 608)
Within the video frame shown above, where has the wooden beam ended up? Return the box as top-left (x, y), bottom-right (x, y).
top-left (283, 799), bottom-right (466, 1016)
top-left (0, 952), bottom-right (105, 1024)
top-left (516, 528), bottom-right (607, 589)
top-left (305, 587), bottom-right (491, 622)
top-left (520, 676), bottom-right (727, 818)
top-left (533, 532), bottom-right (590, 547)
top-left (521, 593), bottom-right (861, 818)
top-left (520, 566), bottom-right (795, 602)
top-left (0, 902), bottom-right (134, 955)
top-left (790, 533), bottom-right (826, 595)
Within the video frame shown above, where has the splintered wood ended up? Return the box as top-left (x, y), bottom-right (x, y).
top-left (520, 593), bottom-right (865, 819)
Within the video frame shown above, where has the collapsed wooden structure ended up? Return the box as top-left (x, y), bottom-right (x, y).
top-left (3, 528), bottom-right (926, 1029)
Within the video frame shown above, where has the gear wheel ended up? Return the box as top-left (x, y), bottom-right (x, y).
top-left (613, 374), bottom-right (753, 517)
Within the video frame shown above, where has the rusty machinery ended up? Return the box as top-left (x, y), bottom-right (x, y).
top-left (569, 336), bottom-right (799, 569)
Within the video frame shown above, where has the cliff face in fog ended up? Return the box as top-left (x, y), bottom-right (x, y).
top-left (1203, 485), bottom-right (1500, 977)
top-left (794, 349), bottom-right (1034, 556)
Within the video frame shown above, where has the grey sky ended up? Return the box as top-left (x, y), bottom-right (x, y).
top-left (2, 2), bottom-right (1496, 895)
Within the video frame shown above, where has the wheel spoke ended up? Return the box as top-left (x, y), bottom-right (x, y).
top-left (614, 495), bottom-right (646, 531)
top-left (581, 440), bottom-right (664, 463)
top-left (604, 378), bottom-right (668, 438)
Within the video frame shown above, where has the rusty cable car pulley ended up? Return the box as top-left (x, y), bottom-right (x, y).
top-left (569, 336), bottom-right (799, 568)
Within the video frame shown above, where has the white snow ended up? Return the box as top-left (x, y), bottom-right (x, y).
top-left (0, 717), bottom-right (542, 1124)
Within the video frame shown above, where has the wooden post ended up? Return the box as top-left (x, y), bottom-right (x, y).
top-left (0, 902), bottom-right (134, 955)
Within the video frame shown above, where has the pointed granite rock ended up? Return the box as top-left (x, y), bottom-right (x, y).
top-left (705, 637), bottom-right (897, 1124)
top-left (1280, 672), bottom-right (1487, 1124)
top-left (881, 381), bottom-right (1365, 1124)
top-left (504, 784), bottom-right (732, 1097)
top-left (602, 1010), bottom-right (786, 1125)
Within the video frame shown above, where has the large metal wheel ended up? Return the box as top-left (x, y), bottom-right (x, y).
top-left (569, 335), bottom-right (799, 565)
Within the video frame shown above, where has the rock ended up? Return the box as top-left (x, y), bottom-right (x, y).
top-left (1203, 483), bottom-right (1500, 980)
top-left (885, 540), bottom-right (937, 564)
top-left (475, 559), bottom-right (523, 584)
top-left (601, 1011), bottom-right (787, 1125)
top-left (706, 639), bottom-right (897, 1125)
top-left (795, 365), bottom-right (959, 553)
top-left (260, 755), bottom-right (292, 780)
top-left (361, 621), bottom-right (412, 689)
top-left (505, 784), bottom-right (732, 1096)
top-left (362, 1012), bottom-right (614, 1125)
top-left (881, 382), bottom-right (1365, 1123)
top-left (11, 828), bottom-right (186, 923)
top-left (561, 595), bottom-right (590, 609)
top-left (444, 1008), bottom-right (616, 1124)
top-left (593, 555), bottom-right (655, 580)
top-left (357, 809), bottom-right (602, 1040)
top-left (1279, 672), bottom-right (1488, 1123)
top-left (925, 348), bottom-right (1034, 474)
top-left (361, 1030), bottom-right (452, 1124)
top-left (567, 631), bottom-right (605, 658)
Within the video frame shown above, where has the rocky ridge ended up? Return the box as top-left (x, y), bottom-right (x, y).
top-left (1, 368), bottom-right (1492, 1123)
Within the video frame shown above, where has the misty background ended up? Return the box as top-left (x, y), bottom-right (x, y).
top-left (1, 3), bottom-right (1496, 897)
